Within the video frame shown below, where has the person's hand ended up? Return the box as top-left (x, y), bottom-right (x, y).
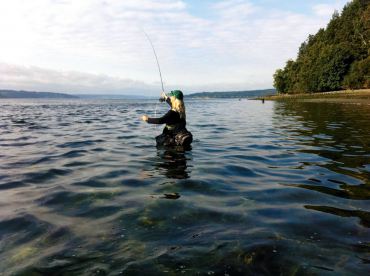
top-left (160, 92), bottom-right (167, 100)
top-left (141, 115), bottom-right (148, 122)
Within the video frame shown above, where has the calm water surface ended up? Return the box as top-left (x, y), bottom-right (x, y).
top-left (0, 98), bottom-right (369, 275)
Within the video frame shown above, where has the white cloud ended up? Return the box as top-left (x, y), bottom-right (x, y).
top-left (213, 0), bottom-right (258, 18)
top-left (312, 1), bottom-right (348, 17)
top-left (0, 0), bottom-right (349, 94)
top-left (313, 4), bottom-right (337, 16)
top-left (0, 63), bottom-right (156, 95)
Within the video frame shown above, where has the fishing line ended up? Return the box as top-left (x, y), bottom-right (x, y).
top-left (142, 30), bottom-right (165, 132)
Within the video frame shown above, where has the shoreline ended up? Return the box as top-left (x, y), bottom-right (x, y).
top-left (255, 89), bottom-right (370, 103)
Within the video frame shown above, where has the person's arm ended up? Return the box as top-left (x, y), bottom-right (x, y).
top-left (160, 92), bottom-right (172, 107)
top-left (145, 110), bottom-right (175, 124)
top-left (165, 97), bottom-right (171, 107)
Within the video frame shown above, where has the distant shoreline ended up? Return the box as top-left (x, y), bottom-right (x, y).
top-left (254, 89), bottom-right (370, 103)
top-left (188, 89), bottom-right (276, 99)
top-left (0, 88), bottom-right (277, 100)
top-left (0, 89), bottom-right (77, 99)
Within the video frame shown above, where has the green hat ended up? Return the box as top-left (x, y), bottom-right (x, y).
top-left (168, 90), bottom-right (183, 100)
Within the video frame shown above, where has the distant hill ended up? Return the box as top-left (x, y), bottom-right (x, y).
top-left (75, 94), bottom-right (150, 100)
top-left (187, 89), bottom-right (276, 99)
top-left (0, 89), bottom-right (78, 99)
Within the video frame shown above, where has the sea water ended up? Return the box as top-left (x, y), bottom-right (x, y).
top-left (0, 98), bottom-right (369, 275)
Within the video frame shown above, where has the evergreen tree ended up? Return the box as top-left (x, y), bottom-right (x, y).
top-left (273, 0), bottom-right (370, 93)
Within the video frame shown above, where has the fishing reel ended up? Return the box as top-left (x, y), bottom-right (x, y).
top-left (159, 92), bottom-right (167, 103)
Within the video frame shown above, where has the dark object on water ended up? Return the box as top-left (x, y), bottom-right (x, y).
top-left (156, 129), bottom-right (193, 148)
top-left (175, 130), bottom-right (193, 146)
top-left (163, 193), bottom-right (181, 199)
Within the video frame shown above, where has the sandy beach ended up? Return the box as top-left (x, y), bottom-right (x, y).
top-left (257, 89), bottom-right (370, 103)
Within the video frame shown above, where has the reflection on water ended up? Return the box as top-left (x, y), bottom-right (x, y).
top-left (283, 182), bottom-right (370, 200)
top-left (273, 100), bottom-right (370, 206)
top-left (0, 98), bottom-right (370, 275)
top-left (154, 148), bottom-right (191, 179)
top-left (305, 205), bottom-right (370, 228)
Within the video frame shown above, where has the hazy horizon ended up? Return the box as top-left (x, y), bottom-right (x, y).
top-left (0, 87), bottom-right (276, 98)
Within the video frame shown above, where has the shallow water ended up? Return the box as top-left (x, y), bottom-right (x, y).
top-left (0, 98), bottom-right (369, 275)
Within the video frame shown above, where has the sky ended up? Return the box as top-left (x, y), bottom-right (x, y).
top-left (0, 0), bottom-right (349, 95)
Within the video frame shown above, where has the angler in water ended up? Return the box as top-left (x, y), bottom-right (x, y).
top-left (142, 90), bottom-right (193, 148)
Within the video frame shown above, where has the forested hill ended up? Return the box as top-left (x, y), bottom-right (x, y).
top-left (188, 89), bottom-right (276, 98)
top-left (274, 0), bottom-right (369, 94)
top-left (0, 90), bottom-right (78, 99)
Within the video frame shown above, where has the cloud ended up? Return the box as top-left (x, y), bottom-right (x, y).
top-left (213, 0), bottom-right (258, 18)
top-left (0, 63), bottom-right (156, 95)
top-left (0, 0), bottom-right (349, 93)
top-left (312, 1), bottom-right (348, 17)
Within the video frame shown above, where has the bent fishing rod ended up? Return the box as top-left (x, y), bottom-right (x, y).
top-left (143, 30), bottom-right (165, 93)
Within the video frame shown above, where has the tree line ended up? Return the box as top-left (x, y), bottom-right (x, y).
top-left (273, 0), bottom-right (369, 94)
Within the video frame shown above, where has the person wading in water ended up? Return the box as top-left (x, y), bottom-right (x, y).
top-left (141, 90), bottom-right (193, 148)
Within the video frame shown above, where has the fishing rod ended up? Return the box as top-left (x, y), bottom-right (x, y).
top-left (143, 30), bottom-right (165, 93)
top-left (142, 30), bottom-right (165, 131)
